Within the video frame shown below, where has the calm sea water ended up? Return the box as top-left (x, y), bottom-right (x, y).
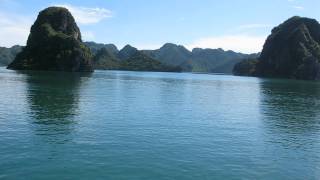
top-left (0, 67), bottom-right (320, 179)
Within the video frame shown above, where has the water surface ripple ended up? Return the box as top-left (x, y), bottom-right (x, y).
top-left (0, 68), bottom-right (320, 179)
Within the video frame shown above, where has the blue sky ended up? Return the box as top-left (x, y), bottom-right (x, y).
top-left (0, 0), bottom-right (319, 53)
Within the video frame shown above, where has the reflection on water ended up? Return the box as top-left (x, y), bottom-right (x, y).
top-left (1, 68), bottom-right (320, 179)
top-left (259, 79), bottom-right (320, 147)
top-left (22, 71), bottom-right (91, 139)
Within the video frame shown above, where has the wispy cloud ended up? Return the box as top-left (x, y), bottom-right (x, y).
top-left (187, 35), bottom-right (267, 53)
top-left (292, 6), bottom-right (305, 10)
top-left (287, 0), bottom-right (305, 10)
top-left (187, 22), bottom-right (270, 53)
top-left (54, 4), bottom-right (113, 25)
top-left (0, 13), bottom-right (33, 47)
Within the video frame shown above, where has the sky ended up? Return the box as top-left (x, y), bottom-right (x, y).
top-left (0, 0), bottom-right (319, 53)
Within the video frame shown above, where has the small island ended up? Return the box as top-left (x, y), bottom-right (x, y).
top-left (7, 7), bottom-right (94, 72)
top-left (233, 16), bottom-right (320, 80)
top-left (3, 8), bottom-right (320, 80)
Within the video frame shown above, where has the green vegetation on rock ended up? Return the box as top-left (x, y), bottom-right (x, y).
top-left (85, 42), bottom-right (258, 73)
top-left (7, 7), bottom-right (93, 72)
top-left (118, 45), bottom-right (139, 61)
top-left (93, 47), bottom-right (120, 70)
top-left (119, 52), bottom-right (182, 72)
top-left (143, 43), bottom-right (192, 66)
top-left (84, 42), bottom-right (118, 56)
top-left (234, 16), bottom-right (320, 80)
top-left (90, 43), bottom-right (181, 72)
top-left (143, 44), bottom-right (258, 73)
top-left (256, 16), bottom-right (320, 80)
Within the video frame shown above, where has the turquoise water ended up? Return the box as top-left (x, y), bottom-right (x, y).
top-left (0, 67), bottom-right (320, 179)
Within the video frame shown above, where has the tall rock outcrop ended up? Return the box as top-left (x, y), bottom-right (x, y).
top-left (256, 16), bottom-right (320, 80)
top-left (8, 7), bottom-right (93, 72)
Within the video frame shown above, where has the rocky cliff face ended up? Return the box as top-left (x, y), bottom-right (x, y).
top-left (255, 16), bottom-right (320, 80)
top-left (8, 7), bottom-right (93, 72)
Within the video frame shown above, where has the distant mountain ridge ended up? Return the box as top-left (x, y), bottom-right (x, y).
top-left (187, 48), bottom-right (258, 73)
top-left (142, 43), bottom-right (258, 73)
top-left (89, 43), bottom-right (181, 72)
top-left (85, 42), bottom-right (258, 74)
top-left (0, 46), bottom-right (23, 66)
top-left (1, 42), bottom-right (258, 74)
top-left (143, 43), bottom-right (192, 66)
top-left (118, 45), bottom-right (139, 60)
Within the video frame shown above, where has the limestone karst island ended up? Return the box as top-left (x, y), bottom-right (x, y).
top-left (233, 16), bottom-right (320, 80)
top-left (8, 7), bottom-right (93, 72)
top-left (1, 1), bottom-right (320, 179)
